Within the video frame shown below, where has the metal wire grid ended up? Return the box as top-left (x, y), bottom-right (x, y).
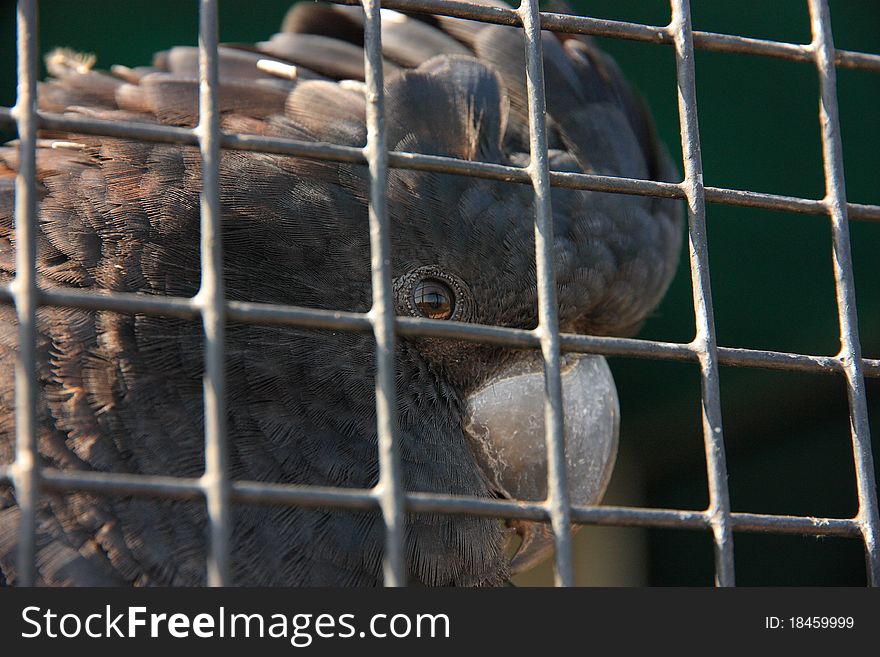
top-left (0, 0), bottom-right (876, 587)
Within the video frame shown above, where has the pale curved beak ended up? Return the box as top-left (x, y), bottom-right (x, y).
top-left (463, 354), bottom-right (619, 574)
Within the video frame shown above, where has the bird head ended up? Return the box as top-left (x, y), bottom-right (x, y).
top-left (183, 12), bottom-right (683, 583)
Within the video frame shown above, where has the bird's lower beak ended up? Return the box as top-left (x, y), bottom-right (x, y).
top-left (463, 354), bottom-right (619, 575)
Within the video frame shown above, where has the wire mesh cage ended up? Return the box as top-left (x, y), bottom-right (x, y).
top-left (0, 0), bottom-right (877, 586)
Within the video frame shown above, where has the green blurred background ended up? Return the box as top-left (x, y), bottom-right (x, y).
top-left (0, 0), bottom-right (877, 585)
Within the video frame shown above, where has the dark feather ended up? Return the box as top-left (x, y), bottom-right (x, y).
top-left (0, 2), bottom-right (681, 586)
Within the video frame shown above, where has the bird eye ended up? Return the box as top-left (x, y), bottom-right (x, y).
top-left (413, 279), bottom-right (455, 320)
top-left (393, 265), bottom-right (473, 324)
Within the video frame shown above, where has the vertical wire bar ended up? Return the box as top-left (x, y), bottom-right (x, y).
top-left (669, 0), bottom-right (735, 586)
top-left (197, 0), bottom-right (230, 586)
top-left (808, 0), bottom-right (880, 586)
top-left (519, 0), bottom-right (574, 587)
top-left (11, 0), bottom-right (39, 587)
top-left (362, 0), bottom-right (406, 586)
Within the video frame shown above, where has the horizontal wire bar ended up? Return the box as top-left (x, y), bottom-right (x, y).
top-left (703, 186), bottom-right (880, 222)
top-left (1, 108), bottom-right (878, 222)
top-left (0, 466), bottom-right (860, 538)
top-left (1, 285), bottom-right (877, 377)
top-left (729, 512), bottom-right (859, 537)
top-left (329, 0), bottom-right (880, 72)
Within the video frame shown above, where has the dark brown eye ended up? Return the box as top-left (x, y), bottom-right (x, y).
top-left (412, 279), bottom-right (455, 320)
top-left (393, 265), bottom-right (473, 323)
